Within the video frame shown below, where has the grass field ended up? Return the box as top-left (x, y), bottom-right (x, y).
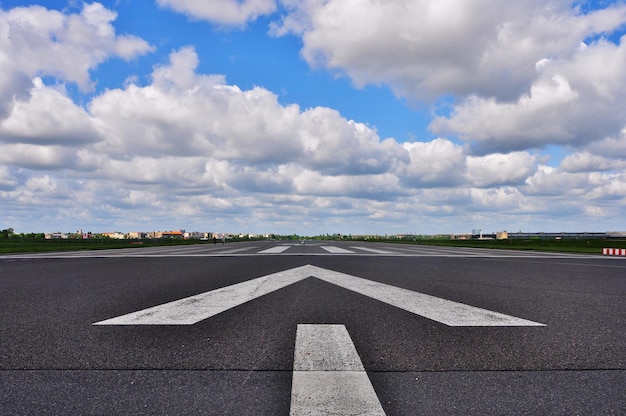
top-left (380, 237), bottom-right (626, 254)
top-left (0, 238), bottom-right (207, 254)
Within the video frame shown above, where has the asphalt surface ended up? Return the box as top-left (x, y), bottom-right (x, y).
top-left (1, 241), bottom-right (624, 415)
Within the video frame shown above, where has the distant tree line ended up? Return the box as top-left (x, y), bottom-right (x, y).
top-left (1, 228), bottom-right (46, 239)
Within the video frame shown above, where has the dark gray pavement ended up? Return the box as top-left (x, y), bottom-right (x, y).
top-left (1, 242), bottom-right (624, 414)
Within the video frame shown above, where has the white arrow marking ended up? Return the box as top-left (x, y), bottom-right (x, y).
top-left (94, 265), bottom-right (310, 325)
top-left (309, 266), bottom-right (544, 326)
top-left (93, 265), bottom-right (545, 326)
top-left (290, 324), bottom-right (386, 415)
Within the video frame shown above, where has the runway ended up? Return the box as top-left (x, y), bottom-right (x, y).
top-left (1, 239), bottom-right (604, 258)
top-left (1, 242), bottom-right (624, 415)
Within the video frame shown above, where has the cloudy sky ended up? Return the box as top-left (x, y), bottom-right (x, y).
top-left (1, 0), bottom-right (625, 235)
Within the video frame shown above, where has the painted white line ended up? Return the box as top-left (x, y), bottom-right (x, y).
top-left (351, 246), bottom-right (395, 254)
top-left (322, 246), bottom-right (356, 254)
top-left (293, 324), bottom-right (364, 371)
top-left (94, 265), bottom-right (544, 327)
top-left (212, 247), bottom-right (258, 254)
top-left (258, 246), bottom-right (290, 254)
top-left (310, 266), bottom-right (545, 326)
top-left (93, 266), bottom-right (311, 325)
top-left (290, 324), bottom-right (386, 416)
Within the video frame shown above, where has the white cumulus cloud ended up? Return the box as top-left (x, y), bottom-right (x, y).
top-left (431, 36), bottom-right (626, 152)
top-left (156, 0), bottom-right (277, 25)
top-left (466, 152), bottom-right (537, 187)
top-left (0, 2), bottom-right (154, 118)
top-left (275, 0), bottom-right (626, 157)
top-left (1, 2), bottom-right (624, 234)
top-left (273, 0), bottom-right (626, 100)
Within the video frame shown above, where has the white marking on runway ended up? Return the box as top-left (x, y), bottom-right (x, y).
top-left (212, 247), bottom-right (257, 254)
top-left (290, 324), bottom-right (385, 415)
top-left (1, 243), bottom-right (600, 258)
top-left (258, 246), bottom-right (290, 254)
top-left (322, 246), bottom-right (356, 254)
top-left (93, 266), bottom-right (310, 325)
top-left (293, 324), bottom-right (364, 371)
top-left (311, 266), bottom-right (545, 326)
top-left (94, 265), bottom-right (544, 326)
top-left (351, 246), bottom-right (394, 254)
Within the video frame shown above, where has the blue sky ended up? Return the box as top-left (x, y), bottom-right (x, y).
top-left (73, 1), bottom-right (435, 143)
top-left (1, 0), bottom-right (625, 235)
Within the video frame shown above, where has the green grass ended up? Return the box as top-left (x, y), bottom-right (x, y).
top-left (377, 238), bottom-right (625, 254)
top-left (0, 238), bottom-right (207, 254)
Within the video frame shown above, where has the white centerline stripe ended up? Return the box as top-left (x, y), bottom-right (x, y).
top-left (293, 324), bottom-right (364, 371)
top-left (258, 246), bottom-right (291, 254)
top-left (290, 324), bottom-right (386, 416)
top-left (94, 265), bottom-right (544, 326)
top-left (322, 246), bottom-right (356, 254)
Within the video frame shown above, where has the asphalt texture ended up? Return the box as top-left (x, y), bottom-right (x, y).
top-left (0, 241), bottom-right (624, 415)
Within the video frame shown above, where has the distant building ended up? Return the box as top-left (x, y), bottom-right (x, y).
top-left (45, 232), bottom-right (68, 240)
top-left (127, 232), bottom-right (147, 239)
top-left (184, 231), bottom-right (205, 240)
top-left (157, 230), bottom-right (184, 239)
top-left (102, 232), bottom-right (126, 240)
top-left (507, 231), bottom-right (612, 239)
top-left (496, 231), bottom-right (508, 240)
top-left (238, 233), bottom-right (259, 239)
